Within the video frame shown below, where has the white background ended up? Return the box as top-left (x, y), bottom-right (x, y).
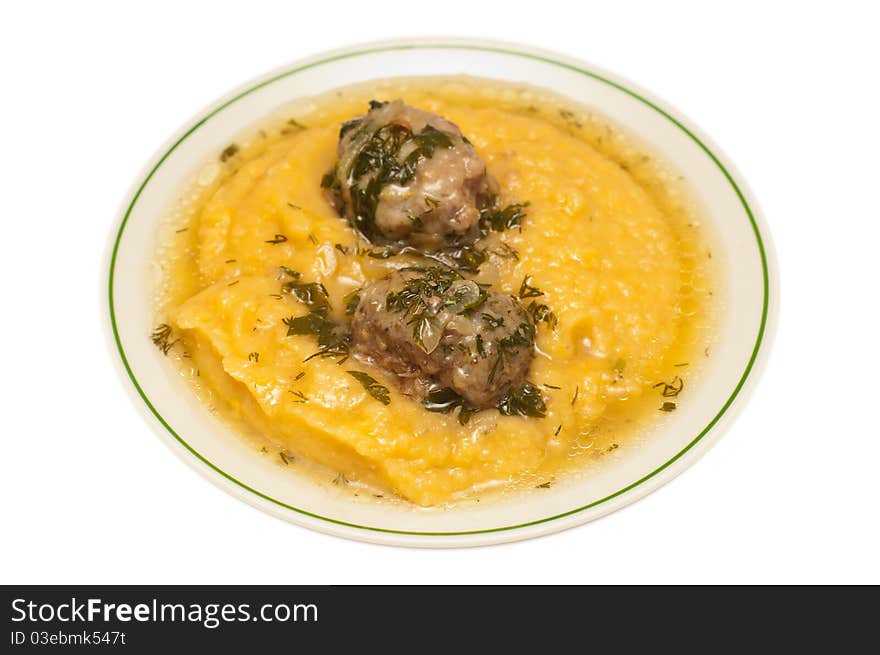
top-left (2, 1), bottom-right (878, 584)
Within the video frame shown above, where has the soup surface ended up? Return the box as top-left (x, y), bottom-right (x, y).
top-left (153, 77), bottom-right (720, 506)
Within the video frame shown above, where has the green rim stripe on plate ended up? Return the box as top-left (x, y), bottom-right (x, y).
top-left (109, 43), bottom-right (770, 536)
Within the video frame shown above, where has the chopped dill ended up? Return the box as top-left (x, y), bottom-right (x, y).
top-left (660, 402), bottom-right (677, 412)
top-left (265, 234), bottom-right (288, 244)
top-left (150, 323), bottom-right (178, 355)
top-left (279, 451), bottom-right (293, 465)
top-left (571, 385), bottom-right (579, 406)
top-left (492, 243), bottom-right (520, 261)
top-left (518, 275), bottom-right (544, 299)
top-left (528, 302), bottom-right (558, 330)
top-left (247, 352), bottom-right (260, 363)
top-left (554, 424), bottom-right (562, 436)
top-left (543, 383), bottom-right (561, 390)
top-left (653, 376), bottom-right (684, 398)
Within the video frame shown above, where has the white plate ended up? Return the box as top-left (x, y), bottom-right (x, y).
top-left (105, 38), bottom-right (778, 547)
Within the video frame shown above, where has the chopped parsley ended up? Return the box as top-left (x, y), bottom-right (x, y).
top-left (422, 387), bottom-right (479, 425)
top-left (281, 277), bottom-right (350, 363)
top-left (347, 371), bottom-right (391, 405)
top-left (338, 112), bottom-right (455, 241)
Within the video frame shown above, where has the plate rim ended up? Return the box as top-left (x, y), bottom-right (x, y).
top-left (105, 37), bottom-right (777, 544)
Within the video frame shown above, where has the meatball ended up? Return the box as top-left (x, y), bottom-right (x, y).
top-left (350, 267), bottom-right (535, 408)
top-left (326, 100), bottom-right (497, 250)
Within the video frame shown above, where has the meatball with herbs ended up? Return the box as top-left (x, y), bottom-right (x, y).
top-left (350, 267), bottom-right (539, 412)
top-left (324, 100), bottom-right (497, 250)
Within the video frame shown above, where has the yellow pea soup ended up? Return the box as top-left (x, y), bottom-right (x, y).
top-left (154, 77), bottom-right (720, 507)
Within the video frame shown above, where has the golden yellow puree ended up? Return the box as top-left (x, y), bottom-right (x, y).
top-left (153, 77), bottom-right (720, 506)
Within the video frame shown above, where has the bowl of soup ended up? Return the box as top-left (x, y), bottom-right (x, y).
top-left (106, 38), bottom-right (777, 546)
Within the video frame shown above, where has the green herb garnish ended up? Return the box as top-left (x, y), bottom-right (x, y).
top-left (488, 321), bottom-right (536, 383)
top-left (654, 376), bottom-right (684, 398)
top-left (347, 371), bottom-right (391, 405)
top-left (265, 234), bottom-right (288, 244)
top-left (492, 243), bottom-right (520, 261)
top-left (150, 323), bottom-right (178, 355)
top-left (498, 382), bottom-right (547, 418)
top-left (660, 402), bottom-right (677, 412)
top-left (344, 288), bottom-right (362, 316)
top-left (385, 267), bottom-right (484, 352)
top-left (422, 387), bottom-right (479, 425)
top-left (528, 302), bottom-right (558, 330)
top-left (518, 275), bottom-right (544, 299)
top-left (343, 117), bottom-right (455, 241)
top-left (282, 278), bottom-right (350, 363)
top-left (220, 144), bottom-right (239, 162)
top-left (479, 197), bottom-right (529, 233)
top-left (282, 281), bottom-right (330, 315)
